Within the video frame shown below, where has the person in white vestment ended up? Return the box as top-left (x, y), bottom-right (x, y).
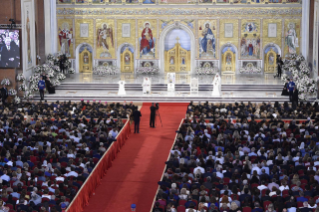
top-left (212, 73), bottom-right (221, 96)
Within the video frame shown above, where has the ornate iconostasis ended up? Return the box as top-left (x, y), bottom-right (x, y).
top-left (56, 5), bottom-right (302, 74)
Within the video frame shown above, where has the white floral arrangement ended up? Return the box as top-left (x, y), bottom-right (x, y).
top-left (195, 67), bottom-right (219, 75)
top-left (47, 69), bottom-right (55, 78)
top-left (51, 79), bottom-right (61, 86)
top-left (30, 83), bottom-right (39, 92)
top-left (93, 66), bottom-right (119, 75)
top-left (69, 68), bottom-right (75, 74)
top-left (281, 74), bottom-right (289, 82)
top-left (1, 78), bottom-right (10, 86)
top-left (239, 66), bottom-right (262, 74)
top-left (136, 67), bottom-right (159, 75)
top-left (8, 89), bottom-right (17, 96)
top-left (281, 54), bottom-right (317, 101)
top-left (14, 96), bottom-right (20, 104)
top-left (51, 65), bottom-right (60, 72)
top-left (29, 74), bottom-right (40, 84)
top-left (23, 90), bottom-right (33, 99)
top-left (18, 84), bottom-right (27, 91)
top-left (57, 73), bottom-right (66, 81)
top-left (16, 74), bottom-right (25, 82)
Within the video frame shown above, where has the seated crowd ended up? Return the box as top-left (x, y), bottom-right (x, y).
top-left (153, 101), bottom-right (319, 212)
top-left (0, 100), bottom-right (134, 212)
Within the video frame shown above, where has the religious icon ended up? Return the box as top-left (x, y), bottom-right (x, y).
top-left (269, 53), bottom-right (274, 65)
top-left (200, 22), bottom-right (216, 58)
top-left (140, 22), bottom-right (154, 58)
top-left (285, 23), bottom-right (298, 54)
top-left (58, 22), bottom-right (73, 57)
top-left (143, 0), bottom-right (155, 4)
top-left (170, 56), bottom-right (174, 65)
top-left (83, 53), bottom-right (89, 64)
top-left (97, 23), bottom-right (114, 58)
top-left (181, 57), bottom-right (185, 65)
top-left (124, 53), bottom-right (130, 64)
top-left (226, 54), bottom-right (232, 65)
top-left (243, 22), bottom-right (258, 33)
top-left (26, 10), bottom-right (31, 65)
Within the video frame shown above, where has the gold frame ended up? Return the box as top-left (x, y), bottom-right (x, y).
top-left (121, 48), bottom-right (134, 72)
top-left (164, 38), bottom-right (190, 72)
top-left (222, 48), bottom-right (235, 72)
top-left (79, 47), bottom-right (92, 72)
top-left (265, 48), bottom-right (277, 73)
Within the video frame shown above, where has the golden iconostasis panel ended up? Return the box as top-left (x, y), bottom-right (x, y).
top-left (284, 19), bottom-right (301, 57)
top-left (262, 19), bottom-right (282, 48)
top-left (219, 19), bottom-right (239, 55)
top-left (198, 20), bottom-right (217, 59)
top-left (138, 19), bottom-right (157, 59)
top-left (57, 19), bottom-right (74, 58)
top-left (117, 19), bottom-right (136, 49)
top-left (75, 19), bottom-right (94, 49)
top-left (95, 19), bottom-right (115, 59)
top-left (240, 19), bottom-right (261, 60)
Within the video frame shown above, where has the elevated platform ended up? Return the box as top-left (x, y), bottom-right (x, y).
top-left (34, 73), bottom-right (290, 102)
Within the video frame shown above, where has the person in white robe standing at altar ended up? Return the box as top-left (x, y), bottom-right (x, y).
top-left (212, 73), bottom-right (221, 96)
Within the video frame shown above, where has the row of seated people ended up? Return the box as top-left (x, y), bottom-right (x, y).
top-left (0, 100), bottom-right (135, 212)
top-left (153, 101), bottom-right (319, 212)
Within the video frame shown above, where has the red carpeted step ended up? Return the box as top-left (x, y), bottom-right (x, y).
top-left (82, 103), bottom-right (188, 212)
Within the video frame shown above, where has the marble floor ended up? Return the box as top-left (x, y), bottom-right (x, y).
top-left (64, 73), bottom-right (283, 85)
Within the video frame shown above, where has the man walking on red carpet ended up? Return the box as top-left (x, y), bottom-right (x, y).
top-left (133, 107), bottom-right (142, 133)
top-left (150, 103), bottom-right (158, 128)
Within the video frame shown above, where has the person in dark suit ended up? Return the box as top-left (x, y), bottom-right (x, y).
top-left (150, 103), bottom-right (158, 128)
top-left (1, 38), bottom-right (19, 67)
top-left (59, 55), bottom-right (65, 74)
top-left (0, 85), bottom-right (8, 106)
top-left (292, 88), bottom-right (298, 108)
top-left (45, 77), bottom-right (55, 94)
top-left (133, 107), bottom-right (142, 133)
top-left (277, 57), bottom-right (283, 78)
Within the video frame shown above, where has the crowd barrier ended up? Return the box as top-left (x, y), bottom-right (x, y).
top-left (66, 119), bottom-right (131, 212)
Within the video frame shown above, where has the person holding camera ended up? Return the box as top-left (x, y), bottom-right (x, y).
top-left (150, 103), bottom-right (159, 128)
top-left (133, 107), bottom-right (142, 133)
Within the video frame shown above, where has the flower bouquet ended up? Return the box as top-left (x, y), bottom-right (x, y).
top-left (51, 79), bottom-right (61, 86)
top-left (8, 89), bottom-right (17, 96)
top-left (195, 67), bottom-right (219, 75)
top-left (18, 84), bottom-right (27, 91)
top-left (23, 90), bottom-right (33, 99)
top-left (57, 73), bottom-right (66, 81)
top-left (14, 96), bottom-right (21, 104)
top-left (69, 68), bottom-right (75, 74)
top-left (136, 67), bottom-right (159, 75)
top-left (17, 74), bottom-right (26, 82)
top-left (1, 78), bottom-right (10, 86)
top-left (239, 66), bottom-right (262, 74)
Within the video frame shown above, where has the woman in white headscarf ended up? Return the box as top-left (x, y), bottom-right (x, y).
top-left (212, 73), bottom-right (221, 96)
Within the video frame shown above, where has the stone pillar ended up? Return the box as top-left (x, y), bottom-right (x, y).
top-left (301, 0), bottom-right (310, 60)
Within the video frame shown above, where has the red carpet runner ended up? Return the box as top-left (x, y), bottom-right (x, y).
top-left (82, 103), bottom-right (187, 212)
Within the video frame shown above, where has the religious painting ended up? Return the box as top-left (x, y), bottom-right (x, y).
top-left (58, 0), bottom-right (72, 3)
top-left (216, 0), bottom-right (229, 3)
top-left (126, 0), bottom-right (139, 3)
top-left (58, 21), bottom-right (73, 57)
top-left (251, 0), bottom-right (265, 3)
top-left (143, 0), bottom-right (155, 4)
top-left (109, 0), bottom-right (122, 3)
top-left (226, 54), bottom-right (232, 65)
top-left (242, 22), bottom-right (258, 33)
top-left (140, 61), bottom-right (154, 67)
top-left (198, 20), bottom-right (217, 59)
top-left (79, 45), bottom-right (93, 72)
top-left (233, 0), bottom-right (247, 3)
top-left (268, 0), bottom-right (282, 2)
top-left (285, 22), bottom-right (299, 55)
top-left (199, 0), bottom-right (212, 4)
top-left (181, 20), bottom-right (195, 30)
top-left (242, 61), bottom-right (257, 68)
top-left (92, 0), bottom-right (105, 3)
top-left (124, 53), bottom-right (130, 64)
top-left (26, 10), bottom-right (31, 66)
top-left (286, 0), bottom-right (300, 2)
top-left (96, 21), bottom-right (115, 59)
top-left (240, 36), bottom-right (260, 59)
top-left (200, 61), bottom-right (215, 68)
top-left (98, 61), bottom-right (113, 66)
top-left (139, 20), bottom-right (156, 59)
top-left (22, 0), bottom-right (36, 70)
top-left (268, 53), bottom-right (274, 65)
top-left (161, 20), bottom-right (173, 29)
top-left (222, 46), bottom-right (236, 72)
top-left (76, 0), bottom-right (88, 3)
